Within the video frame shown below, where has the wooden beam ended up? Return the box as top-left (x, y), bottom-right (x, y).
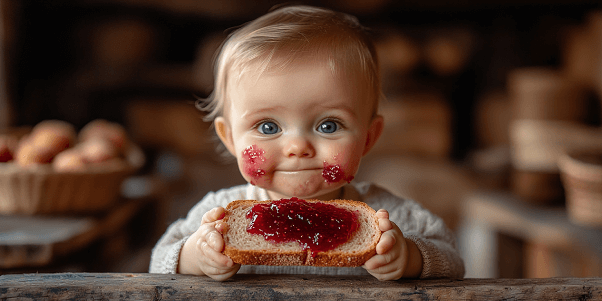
top-left (0, 273), bottom-right (601, 300)
top-left (0, 0), bottom-right (15, 129)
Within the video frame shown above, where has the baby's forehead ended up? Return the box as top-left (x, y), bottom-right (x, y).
top-left (232, 52), bottom-right (368, 88)
top-left (226, 58), bottom-right (377, 116)
top-left (225, 45), bottom-right (379, 114)
top-left (239, 59), bottom-right (369, 93)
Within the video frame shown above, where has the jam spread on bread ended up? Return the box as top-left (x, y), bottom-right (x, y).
top-left (246, 197), bottom-right (359, 256)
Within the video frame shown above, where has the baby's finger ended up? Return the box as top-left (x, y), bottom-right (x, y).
top-left (214, 220), bottom-right (227, 234)
top-left (376, 230), bottom-right (396, 255)
top-left (378, 216), bottom-right (393, 232)
top-left (201, 254), bottom-right (232, 272)
top-left (207, 231), bottom-right (225, 252)
top-left (375, 209), bottom-right (389, 219)
top-left (199, 240), bottom-right (234, 267)
top-left (363, 254), bottom-right (385, 270)
top-left (197, 223), bottom-right (214, 238)
top-left (202, 263), bottom-right (239, 276)
top-left (370, 268), bottom-right (404, 281)
top-left (365, 258), bottom-right (399, 275)
top-left (364, 246), bottom-right (398, 270)
top-left (202, 207), bottom-right (226, 224)
top-left (201, 251), bottom-right (236, 272)
top-left (206, 264), bottom-right (241, 282)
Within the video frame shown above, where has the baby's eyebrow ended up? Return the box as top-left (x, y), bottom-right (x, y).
top-left (319, 104), bottom-right (357, 117)
top-left (241, 106), bottom-right (285, 119)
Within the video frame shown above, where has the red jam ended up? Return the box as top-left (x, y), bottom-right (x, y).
top-left (242, 145), bottom-right (266, 182)
top-left (322, 162), bottom-right (354, 183)
top-left (246, 197), bottom-right (359, 256)
top-left (0, 151), bottom-right (12, 163)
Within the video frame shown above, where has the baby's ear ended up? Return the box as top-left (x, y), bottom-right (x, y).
top-left (363, 115), bottom-right (384, 156)
top-left (214, 117), bottom-right (236, 156)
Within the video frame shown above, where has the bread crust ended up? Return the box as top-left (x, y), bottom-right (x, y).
top-left (223, 199), bottom-right (380, 267)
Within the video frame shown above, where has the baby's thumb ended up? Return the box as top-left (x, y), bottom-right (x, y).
top-left (202, 207), bottom-right (226, 224)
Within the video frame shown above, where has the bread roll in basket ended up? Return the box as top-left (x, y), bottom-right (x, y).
top-left (0, 120), bottom-right (145, 215)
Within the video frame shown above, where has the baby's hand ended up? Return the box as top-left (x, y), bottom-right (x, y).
top-left (363, 209), bottom-right (422, 281)
top-left (178, 207), bottom-right (240, 281)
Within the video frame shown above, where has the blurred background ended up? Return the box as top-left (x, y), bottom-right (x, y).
top-left (1, 0), bottom-right (602, 278)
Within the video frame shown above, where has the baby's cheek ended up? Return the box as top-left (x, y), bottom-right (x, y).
top-left (322, 162), bottom-right (354, 183)
top-left (322, 153), bottom-right (360, 184)
top-left (241, 144), bottom-right (268, 185)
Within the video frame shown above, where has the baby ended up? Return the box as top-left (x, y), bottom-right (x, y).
top-left (150, 5), bottom-right (464, 281)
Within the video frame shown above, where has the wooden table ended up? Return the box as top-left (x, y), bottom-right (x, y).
top-left (0, 273), bottom-right (600, 300)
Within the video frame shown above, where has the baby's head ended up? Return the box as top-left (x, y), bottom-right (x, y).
top-left (199, 5), bottom-right (384, 200)
top-left (200, 4), bottom-right (381, 121)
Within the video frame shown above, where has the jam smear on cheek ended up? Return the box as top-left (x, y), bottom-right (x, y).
top-left (246, 197), bottom-right (359, 257)
top-left (322, 162), bottom-right (354, 183)
top-left (242, 145), bottom-right (266, 182)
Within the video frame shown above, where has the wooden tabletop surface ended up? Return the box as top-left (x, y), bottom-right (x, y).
top-left (0, 273), bottom-right (601, 300)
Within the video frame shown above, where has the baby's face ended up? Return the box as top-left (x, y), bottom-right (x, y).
top-left (217, 59), bottom-right (382, 200)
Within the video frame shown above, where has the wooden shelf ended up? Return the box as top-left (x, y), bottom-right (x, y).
top-left (0, 198), bottom-right (149, 270)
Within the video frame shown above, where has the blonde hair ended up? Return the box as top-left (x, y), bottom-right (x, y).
top-left (196, 5), bottom-right (381, 121)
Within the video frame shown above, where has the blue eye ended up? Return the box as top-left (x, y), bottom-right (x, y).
top-left (318, 120), bottom-right (338, 134)
top-left (258, 121), bottom-right (280, 135)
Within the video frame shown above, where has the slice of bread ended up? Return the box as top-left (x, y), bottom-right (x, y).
top-left (223, 199), bottom-right (381, 267)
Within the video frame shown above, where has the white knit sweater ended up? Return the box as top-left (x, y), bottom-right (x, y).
top-left (149, 182), bottom-right (464, 278)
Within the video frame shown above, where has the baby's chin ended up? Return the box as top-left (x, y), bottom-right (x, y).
top-left (263, 181), bottom-right (345, 201)
top-left (244, 170), bottom-right (348, 200)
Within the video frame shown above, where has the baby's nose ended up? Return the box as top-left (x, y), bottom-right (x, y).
top-left (284, 136), bottom-right (315, 158)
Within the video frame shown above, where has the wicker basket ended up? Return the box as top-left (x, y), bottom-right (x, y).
top-left (559, 149), bottom-right (602, 226)
top-left (0, 145), bottom-right (145, 215)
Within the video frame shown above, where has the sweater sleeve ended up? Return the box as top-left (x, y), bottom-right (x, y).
top-left (406, 233), bottom-right (465, 279)
top-left (394, 199), bottom-right (464, 279)
top-left (148, 220), bottom-right (191, 274)
top-left (149, 185), bottom-right (248, 274)
top-left (354, 182), bottom-right (465, 279)
top-left (148, 191), bottom-right (222, 273)
top-left (148, 211), bottom-right (204, 274)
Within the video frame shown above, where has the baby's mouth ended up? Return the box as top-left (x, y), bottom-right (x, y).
top-left (276, 168), bottom-right (322, 175)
